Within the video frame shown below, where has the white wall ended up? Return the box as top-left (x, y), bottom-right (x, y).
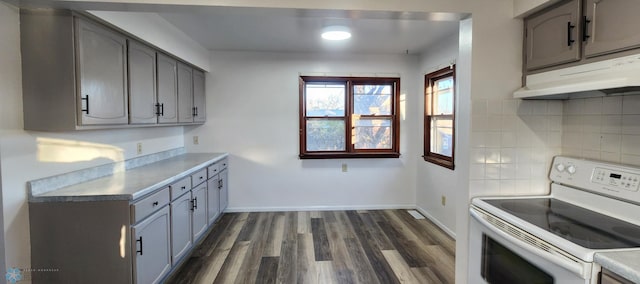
top-left (185, 51), bottom-right (420, 211)
top-left (415, 33), bottom-right (459, 237)
top-left (0, 2), bottom-right (187, 275)
top-left (88, 11), bottom-right (211, 71)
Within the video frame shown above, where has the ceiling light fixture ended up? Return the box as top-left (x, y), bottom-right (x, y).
top-left (321, 26), bottom-right (352, 41)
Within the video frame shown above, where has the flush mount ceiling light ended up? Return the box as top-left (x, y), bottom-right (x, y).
top-left (321, 25), bottom-right (352, 41)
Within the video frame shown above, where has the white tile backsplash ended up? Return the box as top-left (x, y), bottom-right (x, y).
top-left (602, 96), bottom-right (623, 115)
top-left (622, 115), bottom-right (640, 135)
top-left (560, 95), bottom-right (640, 166)
top-left (471, 98), bottom-right (561, 196)
top-left (583, 97), bottom-right (603, 115)
top-left (622, 96), bottom-right (640, 114)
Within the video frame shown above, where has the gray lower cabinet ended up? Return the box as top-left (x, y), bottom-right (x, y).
top-left (170, 192), bottom-right (193, 265)
top-left (192, 183), bottom-right (209, 241)
top-left (206, 175), bottom-right (221, 225)
top-left (584, 0), bottom-right (640, 58)
top-left (219, 168), bottom-right (229, 211)
top-left (28, 157), bottom-right (228, 283)
top-left (128, 40), bottom-right (158, 124)
top-left (132, 206), bottom-right (171, 284)
top-left (157, 53), bottom-right (179, 124)
top-left (600, 268), bottom-right (633, 284)
top-left (177, 62), bottom-right (194, 123)
top-left (524, 0), bottom-right (581, 71)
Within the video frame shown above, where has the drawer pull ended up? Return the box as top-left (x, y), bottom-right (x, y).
top-left (200, 176), bottom-right (204, 180)
top-left (136, 236), bottom-right (143, 255)
top-left (152, 201), bottom-right (159, 207)
top-left (181, 186), bottom-right (186, 190)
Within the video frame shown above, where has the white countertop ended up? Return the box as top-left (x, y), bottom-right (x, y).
top-left (595, 250), bottom-right (640, 283)
top-left (30, 152), bottom-right (228, 202)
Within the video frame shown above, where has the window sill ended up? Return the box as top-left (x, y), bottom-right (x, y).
top-left (300, 152), bottom-right (401, 159)
top-left (423, 155), bottom-right (454, 170)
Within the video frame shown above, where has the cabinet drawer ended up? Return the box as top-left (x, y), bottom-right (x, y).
top-left (191, 168), bottom-right (207, 186)
top-left (220, 158), bottom-right (228, 170)
top-left (131, 187), bottom-right (170, 224)
top-left (208, 163), bottom-right (219, 178)
top-left (169, 177), bottom-right (191, 201)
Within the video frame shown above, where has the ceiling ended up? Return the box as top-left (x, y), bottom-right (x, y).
top-left (156, 7), bottom-right (461, 55)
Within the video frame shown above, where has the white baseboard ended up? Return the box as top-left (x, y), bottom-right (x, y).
top-left (415, 206), bottom-right (457, 239)
top-left (225, 204), bottom-right (415, 213)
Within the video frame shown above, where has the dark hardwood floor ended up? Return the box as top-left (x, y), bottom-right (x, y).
top-left (166, 210), bottom-right (455, 284)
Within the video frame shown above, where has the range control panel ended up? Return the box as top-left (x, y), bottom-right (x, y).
top-left (591, 167), bottom-right (640, 192)
top-left (551, 156), bottom-right (640, 204)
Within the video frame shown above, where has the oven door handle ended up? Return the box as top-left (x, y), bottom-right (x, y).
top-left (470, 208), bottom-right (590, 279)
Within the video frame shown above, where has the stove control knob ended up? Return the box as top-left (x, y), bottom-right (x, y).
top-left (567, 165), bottom-right (576, 175)
top-left (555, 163), bottom-right (565, 172)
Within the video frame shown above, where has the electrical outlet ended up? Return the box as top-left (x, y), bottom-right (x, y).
top-left (136, 143), bottom-right (142, 155)
top-left (441, 195), bottom-right (446, 206)
top-left (193, 136), bottom-right (199, 145)
top-left (341, 163), bottom-right (348, 172)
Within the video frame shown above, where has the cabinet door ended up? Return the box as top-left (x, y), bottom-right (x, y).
top-left (192, 183), bottom-right (208, 241)
top-left (170, 192), bottom-right (192, 265)
top-left (207, 176), bottom-right (220, 225)
top-left (75, 18), bottom-right (129, 125)
top-left (584, 0), bottom-right (640, 58)
top-left (177, 62), bottom-right (194, 123)
top-left (132, 206), bottom-right (171, 284)
top-left (157, 53), bottom-right (179, 124)
top-left (128, 41), bottom-right (157, 124)
top-left (193, 70), bottom-right (206, 123)
top-left (219, 169), bottom-right (229, 211)
top-left (525, 0), bottom-right (581, 71)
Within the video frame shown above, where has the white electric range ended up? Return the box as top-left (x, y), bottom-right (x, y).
top-left (468, 156), bottom-right (640, 284)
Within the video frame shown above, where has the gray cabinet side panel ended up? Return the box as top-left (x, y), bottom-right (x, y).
top-left (29, 201), bottom-right (132, 284)
top-left (20, 10), bottom-right (77, 131)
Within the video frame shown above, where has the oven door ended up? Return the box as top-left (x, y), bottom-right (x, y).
top-left (469, 207), bottom-right (594, 284)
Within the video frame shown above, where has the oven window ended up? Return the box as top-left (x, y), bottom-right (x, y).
top-left (481, 234), bottom-right (554, 284)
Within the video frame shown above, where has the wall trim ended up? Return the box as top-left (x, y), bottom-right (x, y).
top-left (416, 206), bottom-right (457, 239)
top-left (225, 204), bottom-right (415, 213)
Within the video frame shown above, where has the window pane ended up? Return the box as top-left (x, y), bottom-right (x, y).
top-left (430, 118), bottom-right (453, 157)
top-left (306, 119), bottom-right (346, 151)
top-left (433, 77), bottom-right (453, 115)
top-left (306, 83), bottom-right (345, 117)
top-left (353, 118), bottom-right (392, 149)
top-left (353, 84), bottom-right (392, 115)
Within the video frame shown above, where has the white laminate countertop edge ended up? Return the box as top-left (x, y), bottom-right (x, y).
top-left (595, 250), bottom-right (640, 283)
top-left (29, 152), bottom-right (228, 203)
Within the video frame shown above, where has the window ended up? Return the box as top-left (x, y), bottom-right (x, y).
top-left (299, 76), bottom-right (400, 159)
top-left (424, 65), bottom-right (455, 169)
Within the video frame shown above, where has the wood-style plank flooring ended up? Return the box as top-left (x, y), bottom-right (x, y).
top-left (166, 210), bottom-right (455, 284)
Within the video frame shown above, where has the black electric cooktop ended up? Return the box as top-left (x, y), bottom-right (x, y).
top-left (485, 198), bottom-right (640, 249)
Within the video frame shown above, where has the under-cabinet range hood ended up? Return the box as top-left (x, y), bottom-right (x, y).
top-left (514, 53), bottom-right (640, 99)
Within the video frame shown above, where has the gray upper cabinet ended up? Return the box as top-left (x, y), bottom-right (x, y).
top-left (584, 0), bottom-right (640, 58)
top-left (525, 0), bottom-right (581, 71)
top-left (128, 40), bottom-right (158, 124)
top-left (76, 18), bottom-right (129, 125)
top-left (193, 70), bottom-right (206, 123)
top-left (157, 53), bottom-right (179, 124)
top-left (177, 63), bottom-right (194, 123)
top-left (19, 9), bottom-right (206, 131)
